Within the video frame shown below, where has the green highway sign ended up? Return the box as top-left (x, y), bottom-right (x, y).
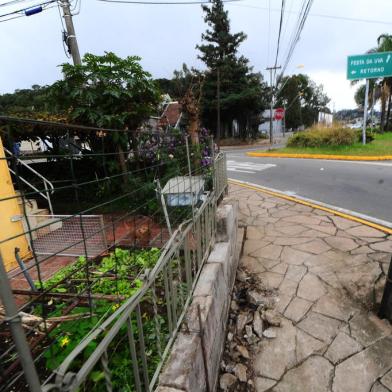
top-left (347, 51), bottom-right (392, 80)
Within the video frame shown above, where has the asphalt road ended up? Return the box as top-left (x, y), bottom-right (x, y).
top-left (225, 148), bottom-right (392, 223)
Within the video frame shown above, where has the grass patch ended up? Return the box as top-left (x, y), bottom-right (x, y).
top-left (268, 132), bottom-right (392, 156)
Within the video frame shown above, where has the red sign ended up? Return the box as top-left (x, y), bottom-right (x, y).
top-left (274, 108), bottom-right (285, 120)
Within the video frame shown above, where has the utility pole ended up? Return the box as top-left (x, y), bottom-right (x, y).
top-left (266, 66), bottom-right (281, 145)
top-left (60, 0), bottom-right (81, 65)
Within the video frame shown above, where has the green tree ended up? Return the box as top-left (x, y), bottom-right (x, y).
top-left (0, 85), bottom-right (51, 114)
top-left (50, 52), bottom-right (161, 180)
top-left (377, 34), bottom-right (392, 130)
top-left (197, 0), bottom-right (267, 140)
top-left (276, 74), bottom-right (330, 129)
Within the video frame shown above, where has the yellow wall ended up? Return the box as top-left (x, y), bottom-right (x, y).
top-left (0, 137), bottom-right (31, 271)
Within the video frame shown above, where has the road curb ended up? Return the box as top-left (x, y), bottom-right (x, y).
top-left (246, 152), bottom-right (392, 161)
top-left (228, 178), bottom-right (392, 235)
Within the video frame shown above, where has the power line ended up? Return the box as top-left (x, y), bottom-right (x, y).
top-left (274, 0), bottom-right (285, 69)
top-left (280, 0), bottom-right (314, 77)
top-left (0, 0), bottom-right (33, 8)
top-left (228, 2), bottom-right (392, 26)
top-left (0, 0), bottom-right (56, 19)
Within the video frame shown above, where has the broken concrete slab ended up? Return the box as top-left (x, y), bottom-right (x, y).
top-left (324, 332), bottom-right (363, 365)
top-left (284, 296), bottom-right (313, 323)
top-left (254, 319), bottom-right (297, 380)
top-left (297, 273), bottom-right (327, 302)
top-left (295, 329), bottom-right (327, 363)
top-left (333, 336), bottom-right (392, 392)
top-left (274, 356), bottom-right (334, 392)
top-left (297, 312), bottom-right (342, 344)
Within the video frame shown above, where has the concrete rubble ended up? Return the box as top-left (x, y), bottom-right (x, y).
top-left (218, 184), bottom-right (392, 392)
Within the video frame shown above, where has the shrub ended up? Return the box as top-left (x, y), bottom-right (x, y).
top-left (287, 126), bottom-right (357, 148)
top-left (355, 129), bottom-right (375, 143)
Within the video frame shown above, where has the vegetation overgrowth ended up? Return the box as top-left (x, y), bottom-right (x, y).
top-left (270, 131), bottom-right (392, 156)
top-left (34, 247), bottom-right (165, 391)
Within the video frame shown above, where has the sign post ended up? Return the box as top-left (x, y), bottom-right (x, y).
top-left (274, 108), bottom-right (285, 121)
top-left (347, 51), bottom-right (392, 144)
top-left (363, 79), bottom-right (369, 145)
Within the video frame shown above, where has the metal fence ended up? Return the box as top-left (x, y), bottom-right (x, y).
top-left (42, 154), bottom-right (227, 392)
top-left (30, 215), bottom-right (107, 258)
top-left (0, 151), bottom-right (228, 392)
top-left (44, 190), bottom-right (217, 392)
top-left (215, 152), bottom-right (228, 200)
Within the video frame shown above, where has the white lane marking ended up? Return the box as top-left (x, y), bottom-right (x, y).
top-left (337, 160), bottom-right (392, 167)
top-left (227, 160), bottom-right (277, 174)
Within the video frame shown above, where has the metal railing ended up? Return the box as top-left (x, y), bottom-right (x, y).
top-left (44, 190), bottom-right (217, 392)
top-left (4, 147), bottom-right (54, 215)
top-left (215, 151), bottom-right (228, 200)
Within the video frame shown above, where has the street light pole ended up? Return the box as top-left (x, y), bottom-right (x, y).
top-left (266, 65), bottom-right (281, 145)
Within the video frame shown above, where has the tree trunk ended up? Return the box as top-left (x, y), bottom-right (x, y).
top-left (117, 143), bottom-right (128, 186)
top-left (380, 81), bottom-right (387, 132)
top-left (386, 89), bottom-right (392, 131)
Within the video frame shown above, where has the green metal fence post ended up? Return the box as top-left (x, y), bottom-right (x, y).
top-left (0, 252), bottom-right (41, 392)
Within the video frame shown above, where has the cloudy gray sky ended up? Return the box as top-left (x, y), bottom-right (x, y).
top-left (1, 0), bottom-right (392, 109)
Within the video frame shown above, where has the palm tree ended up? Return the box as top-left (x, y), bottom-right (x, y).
top-left (376, 34), bottom-right (392, 131)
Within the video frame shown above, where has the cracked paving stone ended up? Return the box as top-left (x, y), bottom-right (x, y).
top-left (244, 240), bottom-right (271, 255)
top-left (240, 256), bottom-right (267, 274)
top-left (255, 377), bottom-right (277, 392)
top-left (275, 224), bottom-right (310, 236)
top-left (313, 294), bottom-right (357, 322)
top-left (304, 254), bottom-right (345, 275)
top-left (336, 263), bottom-right (382, 306)
top-left (324, 332), bottom-right (363, 364)
top-left (275, 294), bottom-right (293, 315)
top-left (351, 245), bottom-right (375, 255)
top-left (281, 247), bottom-right (312, 265)
top-left (295, 329), bottom-right (327, 363)
top-left (324, 236), bottom-right (359, 252)
top-left (273, 236), bottom-right (314, 246)
top-left (345, 225), bottom-right (386, 238)
top-left (293, 239), bottom-right (331, 255)
top-left (284, 297), bottom-right (313, 323)
top-left (256, 243), bottom-right (283, 259)
top-left (274, 356), bottom-right (333, 392)
top-left (297, 274), bottom-right (327, 302)
top-left (279, 277), bottom-right (298, 297)
top-left (270, 262), bottom-right (288, 275)
top-left (333, 336), bottom-right (392, 392)
top-left (251, 244), bottom-right (283, 260)
top-left (258, 272), bottom-right (285, 290)
top-left (297, 311), bottom-right (342, 344)
top-left (254, 319), bottom-right (297, 380)
top-left (282, 215), bottom-right (323, 226)
top-left (286, 264), bottom-right (307, 282)
top-left (246, 226), bottom-right (265, 240)
top-left (381, 370), bottom-right (392, 390)
top-left (371, 382), bottom-right (391, 392)
top-left (349, 312), bottom-right (392, 347)
top-left (330, 216), bottom-right (361, 230)
top-left (370, 240), bottom-right (392, 253)
top-left (305, 223), bottom-right (337, 236)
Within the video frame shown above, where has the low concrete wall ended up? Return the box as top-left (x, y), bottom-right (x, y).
top-left (157, 199), bottom-right (242, 392)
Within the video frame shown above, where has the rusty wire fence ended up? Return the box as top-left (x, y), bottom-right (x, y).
top-left (0, 117), bottom-right (227, 392)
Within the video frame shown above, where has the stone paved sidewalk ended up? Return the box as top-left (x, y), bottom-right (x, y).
top-left (229, 183), bottom-right (392, 392)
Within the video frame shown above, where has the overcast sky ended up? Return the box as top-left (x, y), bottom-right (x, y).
top-left (1, 0), bottom-right (392, 109)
